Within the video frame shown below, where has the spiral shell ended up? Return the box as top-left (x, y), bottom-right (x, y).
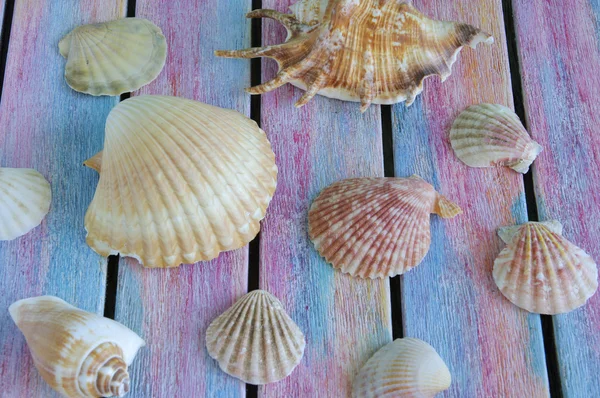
top-left (9, 296), bottom-right (145, 397)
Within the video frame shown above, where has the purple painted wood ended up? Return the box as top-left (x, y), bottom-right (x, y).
top-left (513, 1), bottom-right (600, 396)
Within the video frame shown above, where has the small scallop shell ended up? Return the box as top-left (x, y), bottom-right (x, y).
top-left (84, 95), bottom-right (277, 268)
top-left (353, 338), bottom-right (451, 398)
top-left (450, 104), bottom-right (543, 173)
top-left (0, 168), bottom-right (51, 241)
top-left (59, 18), bottom-right (167, 96)
top-left (493, 221), bottom-right (598, 314)
top-left (216, 1), bottom-right (492, 112)
top-left (205, 290), bottom-right (305, 385)
top-left (308, 176), bottom-right (462, 279)
top-left (9, 296), bottom-right (145, 398)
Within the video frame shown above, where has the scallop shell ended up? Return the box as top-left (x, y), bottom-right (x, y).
top-left (216, 1), bottom-right (493, 112)
top-left (450, 104), bottom-right (543, 173)
top-left (353, 338), bottom-right (451, 398)
top-left (9, 296), bottom-right (145, 398)
top-left (59, 18), bottom-right (167, 96)
top-left (308, 176), bottom-right (462, 279)
top-left (0, 168), bottom-right (51, 241)
top-left (493, 221), bottom-right (598, 314)
top-left (84, 95), bottom-right (277, 268)
top-left (205, 290), bottom-right (305, 385)
top-left (84, 151), bottom-right (103, 173)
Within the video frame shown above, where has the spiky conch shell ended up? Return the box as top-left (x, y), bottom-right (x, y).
top-left (59, 18), bottom-right (167, 96)
top-left (450, 104), bottom-right (543, 173)
top-left (493, 221), bottom-right (598, 314)
top-left (216, 0), bottom-right (493, 112)
top-left (0, 168), bottom-right (51, 240)
top-left (84, 95), bottom-right (277, 268)
top-left (352, 338), bottom-right (451, 398)
top-left (205, 290), bottom-right (305, 385)
top-left (308, 176), bottom-right (462, 279)
top-left (9, 296), bottom-right (145, 398)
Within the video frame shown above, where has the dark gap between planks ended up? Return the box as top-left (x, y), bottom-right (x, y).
top-left (502, 1), bottom-right (563, 397)
top-left (0, 0), bottom-right (16, 97)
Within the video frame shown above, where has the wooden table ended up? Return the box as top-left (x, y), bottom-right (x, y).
top-left (1, 1), bottom-right (598, 397)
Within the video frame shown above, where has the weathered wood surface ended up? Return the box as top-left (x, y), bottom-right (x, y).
top-left (392, 1), bottom-right (549, 396)
top-left (0, 0), bottom-right (124, 396)
top-left (513, 1), bottom-right (600, 396)
top-left (112, 1), bottom-right (251, 397)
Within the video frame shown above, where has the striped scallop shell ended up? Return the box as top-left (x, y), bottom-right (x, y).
top-left (205, 290), bottom-right (305, 385)
top-left (84, 95), bottom-right (277, 268)
top-left (493, 221), bottom-right (598, 314)
top-left (59, 18), bottom-right (167, 96)
top-left (450, 104), bottom-right (542, 173)
top-left (308, 176), bottom-right (462, 279)
top-left (352, 338), bottom-right (451, 398)
top-left (0, 168), bottom-right (51, 240)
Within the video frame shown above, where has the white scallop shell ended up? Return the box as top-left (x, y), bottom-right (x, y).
top-left (0, 168), bottom-right (51, 240)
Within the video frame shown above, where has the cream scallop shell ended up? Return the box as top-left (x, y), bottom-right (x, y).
top-left (352, 338), bottom-right (451, 398)
top-left (0, 168), bottom-right (51, 240)
top-left (205, 290), bottom-right (305, 385)
top-left (84, 95), bottom-right (277, 268)
top-left (493, 221), bottom-right (598, 314)
top-left (308, 176), bottom-right (462, 279)
top-left (450, 104), bottom-right (542, 173)
top-left (59, 18), bottom-right (167, 96)
top-left (9, 296), bottom-right (145, 398)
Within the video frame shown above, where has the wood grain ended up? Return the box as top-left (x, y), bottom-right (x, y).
top-left (0, 1), bottom-right (125, 396)
top-left (392, 1), bottom-right (549, 396)
top-left (112, 1), bottom-right (251, 397)
top-left (513, 1), bottom-right (600, 396)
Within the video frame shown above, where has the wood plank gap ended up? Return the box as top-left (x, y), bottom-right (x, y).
top-left (103, 255), bottom-right (120, 319)
top-left (0, 0), bottom-right (14, 98)
top-left (126, 0), bottom-right (136, 18)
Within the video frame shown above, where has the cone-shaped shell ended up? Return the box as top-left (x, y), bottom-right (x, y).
top-left (0, 168), bottom-right (51, 240)
top-left (59, 18), bottom-right (167, 96)
top-left (9, 296), bottom-right (145, 397)
top-left (353, 338), bottom-right (451, 398)
top-left (308, 176), bottom-right (462, 279)
top-left (493, 221), bottom-right (598, 314)
top-left (216, 1), bottom-right (493, 112)
top-left (450, 104), bottom-right (542, 173)
top-left (205, 290), bottom-right (305, 385)
top-left (84, 95), bottom-right (277, 268)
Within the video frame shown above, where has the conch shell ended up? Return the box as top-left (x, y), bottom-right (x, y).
top-left (308, 176), bottom-right (462, 278)
top-left (84, 95), bottom-right (277, 268)
top-left (9, 296), bottom-right (145, 397)
top-left (0, 168), bottom-right (51, 241)
top-left (216, 1), bottom-right (493, 112)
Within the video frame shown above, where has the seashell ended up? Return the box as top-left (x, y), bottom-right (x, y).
top-left (352, 338), bottom-right (451, 398)
top-left (216, 1), bottom-right (493, 112)
top-left (85, 95), bottom-right (277, 268)
top-left (0, 168), bottom-right (51, 241)
top-left (84, 151), bottom-right (103, 173)
top-left (308, 176), bottom-right (462, 279)
top-left (205, 290), bottom-right (305, 385)
top-left (450, 104), bottom-right (543, 173)
top-left (493, 221), bottom-right (598, 314)
top-left (9, 296), bottom-right (145, 398)
top-left (59, 18), bottom-right (167, 96)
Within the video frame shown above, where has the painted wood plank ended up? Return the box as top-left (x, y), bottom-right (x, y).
top-left (512, 1), bottom-right (600, 396)
top-left (392, 1), bottom-right (549, 396)
top-left (112, 1), bottom-right (251, 397)
top-left (0, 0), bottom-right (125, 396)
top-left (256, 2), bottom-right (392, 396)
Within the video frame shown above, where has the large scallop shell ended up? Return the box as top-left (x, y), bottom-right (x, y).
top-left (352, 338), bottom-right (451, 398)
top-left (216, 1), bottom-right (493, 112)
top-left (59, 18), bottom-right (167, 96)
top-left (205, 290), bottom-right (305, 385)
top-left (9, 296), bottom-right (145, 398)
top-left (0, 168), bottom-right (51, 241)
top-left (450, 104), bottom-right (543, 173)
top-left (84, 95), bottom-right (277, 268)
top-left (308, 176), bottom-right (462, 279)
top-left (493, 221), bottom-right (598, 314)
